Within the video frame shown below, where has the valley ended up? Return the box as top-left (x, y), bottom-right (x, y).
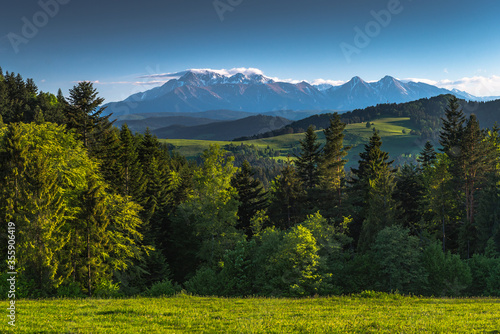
top-left (160, 117), bottom-right (421, 168)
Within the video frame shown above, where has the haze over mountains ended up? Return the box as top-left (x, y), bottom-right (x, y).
top-left (104, 69), bottom-right (498, 119)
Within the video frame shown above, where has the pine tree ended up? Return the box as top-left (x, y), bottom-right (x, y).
top-left (117, 124), bottom-right (146, 200)
top-left (358, 166), bottom-right (399, 252)
top-left (231, 160), bottom-right (268, 238)
top-left (393, 164), bottom-right (425, 231)
top-left (295, 125), bottom-right (321, 189)
top-left (439, 96), bottom-right (465, 158)
top-left (475, 173), bottom-right (500, 254)
top-left (459, 115), bottom-right (497, 256)
top-left (318, 113), bottom-right (350, 219)
top-left (349, 129), bottom-right (395, 249)
top-left (268, 162), bottom-right (305, 229)
top-left (417, 141), bottom-right (437, 168)
top-left (66, 81), bottom-right (113, 150)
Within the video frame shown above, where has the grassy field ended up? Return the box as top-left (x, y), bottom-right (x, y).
top-left (3, 294), bottom-right (500, 333)
top-left (160, 117), bottom-right (425, 167)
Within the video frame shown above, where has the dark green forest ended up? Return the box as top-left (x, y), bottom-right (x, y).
top-left (1, 69), bottom-right (499, 298)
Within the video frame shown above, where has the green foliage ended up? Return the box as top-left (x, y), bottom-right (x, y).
top-left (267, 163), bottom-right (305, 229)
top-left (231, 160), bottom-right (268, 238)
top-left (295, 125), bottom-right (321, 189)
top-left (57, 282), bottom-right (85, 298)
top-left (265, 225), bottom-right (325, 296)
top-left (184, 267), bottom-right (221, 296)
top-left (371, 226), bottom-right (426, 294)
top-left (146, 279), bottom-right (180, 297)
top-left (218, 240), bottom-right (255, 296)
top-left (93, 279), bottom-right (121, 298)
top-left (421, 241), bottom-right (471, 296)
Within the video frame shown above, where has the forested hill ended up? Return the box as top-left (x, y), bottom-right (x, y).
top-left (152, 115), bottom-right (291, 141)
top-left (237, 95), bottom-right (500, 141)
top-left (2, 68), bottom-right (500, 300)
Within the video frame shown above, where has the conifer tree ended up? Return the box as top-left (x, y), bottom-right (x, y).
top-left (417, 141), bottom-right (437, 168)
top-left (318, 113), bottom-right (349, 218)
top-left (66, 81), bottom-right (113, 151)
top-left (349, 129), bottom-right (397, 250)
top-left (231, 160), bottom-right (268, 238)
top-left (295, 125), bottom-right (321, 189)
top-left (394, 164), bottom-right (425, 231)
top-left (268, 162), bottom-right (305, 230)
top-left (117, 124), bottom-right (146, 200)
top-left (439, 97), bottom-right (465, 155)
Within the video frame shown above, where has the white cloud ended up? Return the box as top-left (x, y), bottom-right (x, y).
top-left (402, 78), bottom-right (438, 85)
top-left (311, 78), bottom-right (346, 86)
top-left (403, 76), bottom-right (500, 97)
top-left (434, 76), bottom-right (500, 97)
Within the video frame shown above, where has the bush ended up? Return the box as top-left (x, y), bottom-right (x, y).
top-left (146, 279), bottom-right (180, 297)
top-left (57, 282), bottom-right (85, 298)
top-left (94, 279), bottom-right (121, 298)
top-left (184, 267), bottom-right (221, 296)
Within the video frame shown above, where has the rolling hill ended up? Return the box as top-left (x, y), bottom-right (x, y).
top-left (152, 115), bottom-right (292, 141)
top-left (159, 117), bottom-right (423, 168)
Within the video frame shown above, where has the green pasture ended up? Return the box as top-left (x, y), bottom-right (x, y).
top-left (159, 118), bottom-right (425, 167)
top-left (3, 294), bottom-right (500, 333)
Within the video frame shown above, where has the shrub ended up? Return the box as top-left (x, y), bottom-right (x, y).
top-left (146, 279), bottom-right (180, 297)
top-left (57, 282), bottom-right (85, 298)
top-left (184, 267), bottom-right (221, 296)
top-left (93, 279), bottom-right (121, 298)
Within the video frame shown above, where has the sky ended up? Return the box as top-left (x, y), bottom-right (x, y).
top-left (1, 0), bottom-right (500, 102)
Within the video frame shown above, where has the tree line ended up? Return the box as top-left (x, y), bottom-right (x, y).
top-left (0, 69), bottom-right (499, 298)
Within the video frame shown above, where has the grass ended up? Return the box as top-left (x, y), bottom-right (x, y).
top-left (3, 294), bottom-right (500, 333)
top-left (159, 118), bottom-right (425, 167)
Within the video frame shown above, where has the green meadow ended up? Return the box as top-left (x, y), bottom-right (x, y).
top-left (160, 117), bottom-right (423, 167)
top-left (3, 294), bottom-right (500, 333)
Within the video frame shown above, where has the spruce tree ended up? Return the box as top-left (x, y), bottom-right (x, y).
top-left (268, 162), bottom-right (305, 229)
top-left (349, 129), bottom-right (394, 249)
top-left (66, 81), bottom-right (113, 151)
top-left (117, 124), bottom-right (146, 200)
top-left (295, 125), bottom-right (321, 190)
top-left (318, 113), bottom-right (349, 218)
top-left (439, 96), bottom-right (465, 156)
top-left (459, 115), bottom-right (497, 256)
top-left (417, 141), bottom-right (437, 168)
top-left (231, 160), bottom-right (268, 238)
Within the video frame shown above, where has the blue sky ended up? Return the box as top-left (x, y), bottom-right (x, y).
top-left (1, 0), bottom-right (500, 102)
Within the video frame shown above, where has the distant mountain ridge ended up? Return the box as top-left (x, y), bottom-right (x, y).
top-left (104, 69), bottom-right (498, 117)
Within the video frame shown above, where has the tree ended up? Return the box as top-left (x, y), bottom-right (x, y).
top-left (439, 96), bottom-right (465, 159)
top-left (268, 162), bottom-right (305, 229)
top-left (318, 113), bottom-right (350, 219)
top-left (371, 226), bottom-right (426, 294)
top-left (0, 123), bottom-right (150, 297)
top-left (348, 129), bottom-right (394, 247)
top-left (116, 124), bottom-right (146, 200)
top-left (421, 154), bottom-right (459, 253)
top-left (171, 145), bottom-right (242, 273)
top-left (358, 166), bottom-right (399, 252)
top-left (259, 225), bottom-right (324, 296)
top-left (394, 164), bottom-right (425, 231)
top-left (417, 141), bottom-right (437, 168)
top-left (66, 81), bottom-right (113, 151)
top-left (231, 160), bottom-right (268, 238)
top-left (295, 125), bottom-right (321, 190)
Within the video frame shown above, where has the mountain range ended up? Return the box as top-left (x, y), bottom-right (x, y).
top-left (104, 69), bottom-right (498, 119)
